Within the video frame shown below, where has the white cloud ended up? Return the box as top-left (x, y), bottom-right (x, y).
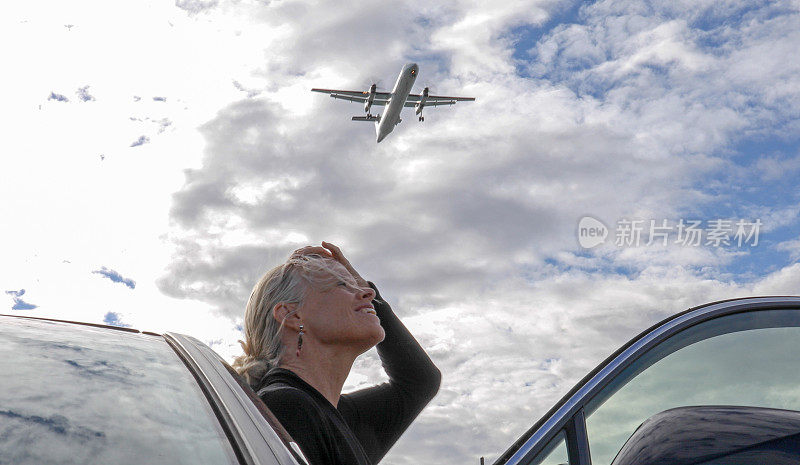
top-left (754, 153), bottom-right (800, 181)
top-left (776, 237), bottom-right (800, 261)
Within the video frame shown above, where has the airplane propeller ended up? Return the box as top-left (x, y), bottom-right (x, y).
top-left (363, 76), bottom-right (386, 92)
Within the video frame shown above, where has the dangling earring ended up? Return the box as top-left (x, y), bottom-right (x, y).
top-left (296, 324), bottom-right (304, 357)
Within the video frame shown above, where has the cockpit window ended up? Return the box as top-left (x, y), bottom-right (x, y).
top-left (0, 317), bottom-right (239, 465)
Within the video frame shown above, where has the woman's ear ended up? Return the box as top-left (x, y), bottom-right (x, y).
top-left (273, 302), bottom-right (302, 331)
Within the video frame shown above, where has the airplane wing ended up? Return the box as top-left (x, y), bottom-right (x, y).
top-left (311, 88), bottom-right (392, 106)
top-left (405, 93), bottom-right (475, 103)
top-left (404, 99), bottom-right (458, 107)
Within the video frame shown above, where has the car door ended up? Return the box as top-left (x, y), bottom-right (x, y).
top-left (493, 297), bottom-right (800, 465)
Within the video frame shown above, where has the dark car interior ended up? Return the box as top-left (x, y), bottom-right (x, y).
top-left (612, 405), bottom-right (800, 465)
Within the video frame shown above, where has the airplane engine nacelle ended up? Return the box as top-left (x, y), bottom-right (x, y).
top-left (364, 83), bottom-right (377, 114)
top-left (415, 87), bottom-right (429, 115)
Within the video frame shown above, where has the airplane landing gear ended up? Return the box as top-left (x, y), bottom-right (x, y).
top-left (419, 116), bottom-right (424, 122)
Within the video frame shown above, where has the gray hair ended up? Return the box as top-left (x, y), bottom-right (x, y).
top-left (232, 253), bottom-right (353, 387)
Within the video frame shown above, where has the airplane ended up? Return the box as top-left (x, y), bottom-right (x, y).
top-left (312, 63), bottom-right (475, 143)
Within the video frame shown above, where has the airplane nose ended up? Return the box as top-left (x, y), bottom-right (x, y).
top-left (376, 124), bottom-right (387, 143)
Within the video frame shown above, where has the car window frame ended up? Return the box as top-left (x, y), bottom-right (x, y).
top-left (494, 297), bottom-right (800, 465)
top-left (165, 332), bottom-right (306, 465)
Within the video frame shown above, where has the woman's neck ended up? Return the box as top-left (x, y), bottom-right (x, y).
top-left (278, 346), bottom-right (357, 408)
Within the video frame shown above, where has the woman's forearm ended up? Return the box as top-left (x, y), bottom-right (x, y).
top-left (369, 282), bottom-right (442, 400)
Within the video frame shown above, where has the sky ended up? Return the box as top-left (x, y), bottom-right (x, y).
top-left (2, 0), bottom-right (800, 464)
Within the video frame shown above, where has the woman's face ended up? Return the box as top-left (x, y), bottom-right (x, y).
top-left (298, 261), bottom-right (385, 353)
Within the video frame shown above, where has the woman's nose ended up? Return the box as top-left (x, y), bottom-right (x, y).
top-left (361, 286), bottom-right (376, 300)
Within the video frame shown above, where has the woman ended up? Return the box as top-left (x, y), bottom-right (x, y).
top-left (233, 242), bottom-right (441, 465)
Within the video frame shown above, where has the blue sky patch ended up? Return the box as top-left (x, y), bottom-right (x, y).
top-left (76, 85), bottom-right (95, 102)
top-left (48, 92), bottom-right (68, 102)
top-left (5, 289), bottom-right (38, 310)
top-left (687, 133), bottom-right (800, 279)
top-left (690, 1), bottom-right (787, 33)
top-left (103, 311), bottom-right (131, 328)
top-left (92, 267), bottom-right (136, 289)
top-left (130, 135), bottom-right (150, 147)
top-left (508, 0), bottom-right (585, 76)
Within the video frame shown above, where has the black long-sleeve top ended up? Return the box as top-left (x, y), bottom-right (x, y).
top-left (255, 282), bottom-right (441, 465)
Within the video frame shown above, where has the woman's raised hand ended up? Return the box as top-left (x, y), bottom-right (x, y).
top-left (290, 245), bottom-right (332, 259)
top-left (290, 242), bottom-right (369, 288)
top-left (322, 241), bottom-right (369, 288)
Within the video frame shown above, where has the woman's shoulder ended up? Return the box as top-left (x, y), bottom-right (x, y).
top-left (260, 384), bottom-right (332, 432)
top-left (258, 381), bottom-right (316, 408)
top-left (256, 369), bottom-right (327, 417)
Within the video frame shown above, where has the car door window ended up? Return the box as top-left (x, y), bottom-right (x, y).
top-left (582, 309), bottom-right (800, 464)
top-left (0, 318), bottom-right (239, 465)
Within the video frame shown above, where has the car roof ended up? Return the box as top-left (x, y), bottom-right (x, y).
top-left (0, 312), bottom-right (163, 336)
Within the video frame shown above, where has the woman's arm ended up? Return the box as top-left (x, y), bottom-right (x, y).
top-left (338, 282), bottom-right (441, 464)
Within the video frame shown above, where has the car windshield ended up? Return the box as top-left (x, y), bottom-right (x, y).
top-left (0, 317), bottom-right (239, 465)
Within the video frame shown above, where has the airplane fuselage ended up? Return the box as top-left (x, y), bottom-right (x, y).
top-left (376, 63), bottom-right (418, 143)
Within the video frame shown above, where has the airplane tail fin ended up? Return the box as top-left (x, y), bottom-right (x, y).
top-left (352, 115), bottom-right (380, 122)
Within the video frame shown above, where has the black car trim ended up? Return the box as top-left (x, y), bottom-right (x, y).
top-left (494, 296), bottom-right (800, 465)
top-left (565, 408), bottom-right (590, 465)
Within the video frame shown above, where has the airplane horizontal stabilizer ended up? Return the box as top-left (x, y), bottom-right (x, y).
top-left (352, 115), bottom-right (381, 122)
